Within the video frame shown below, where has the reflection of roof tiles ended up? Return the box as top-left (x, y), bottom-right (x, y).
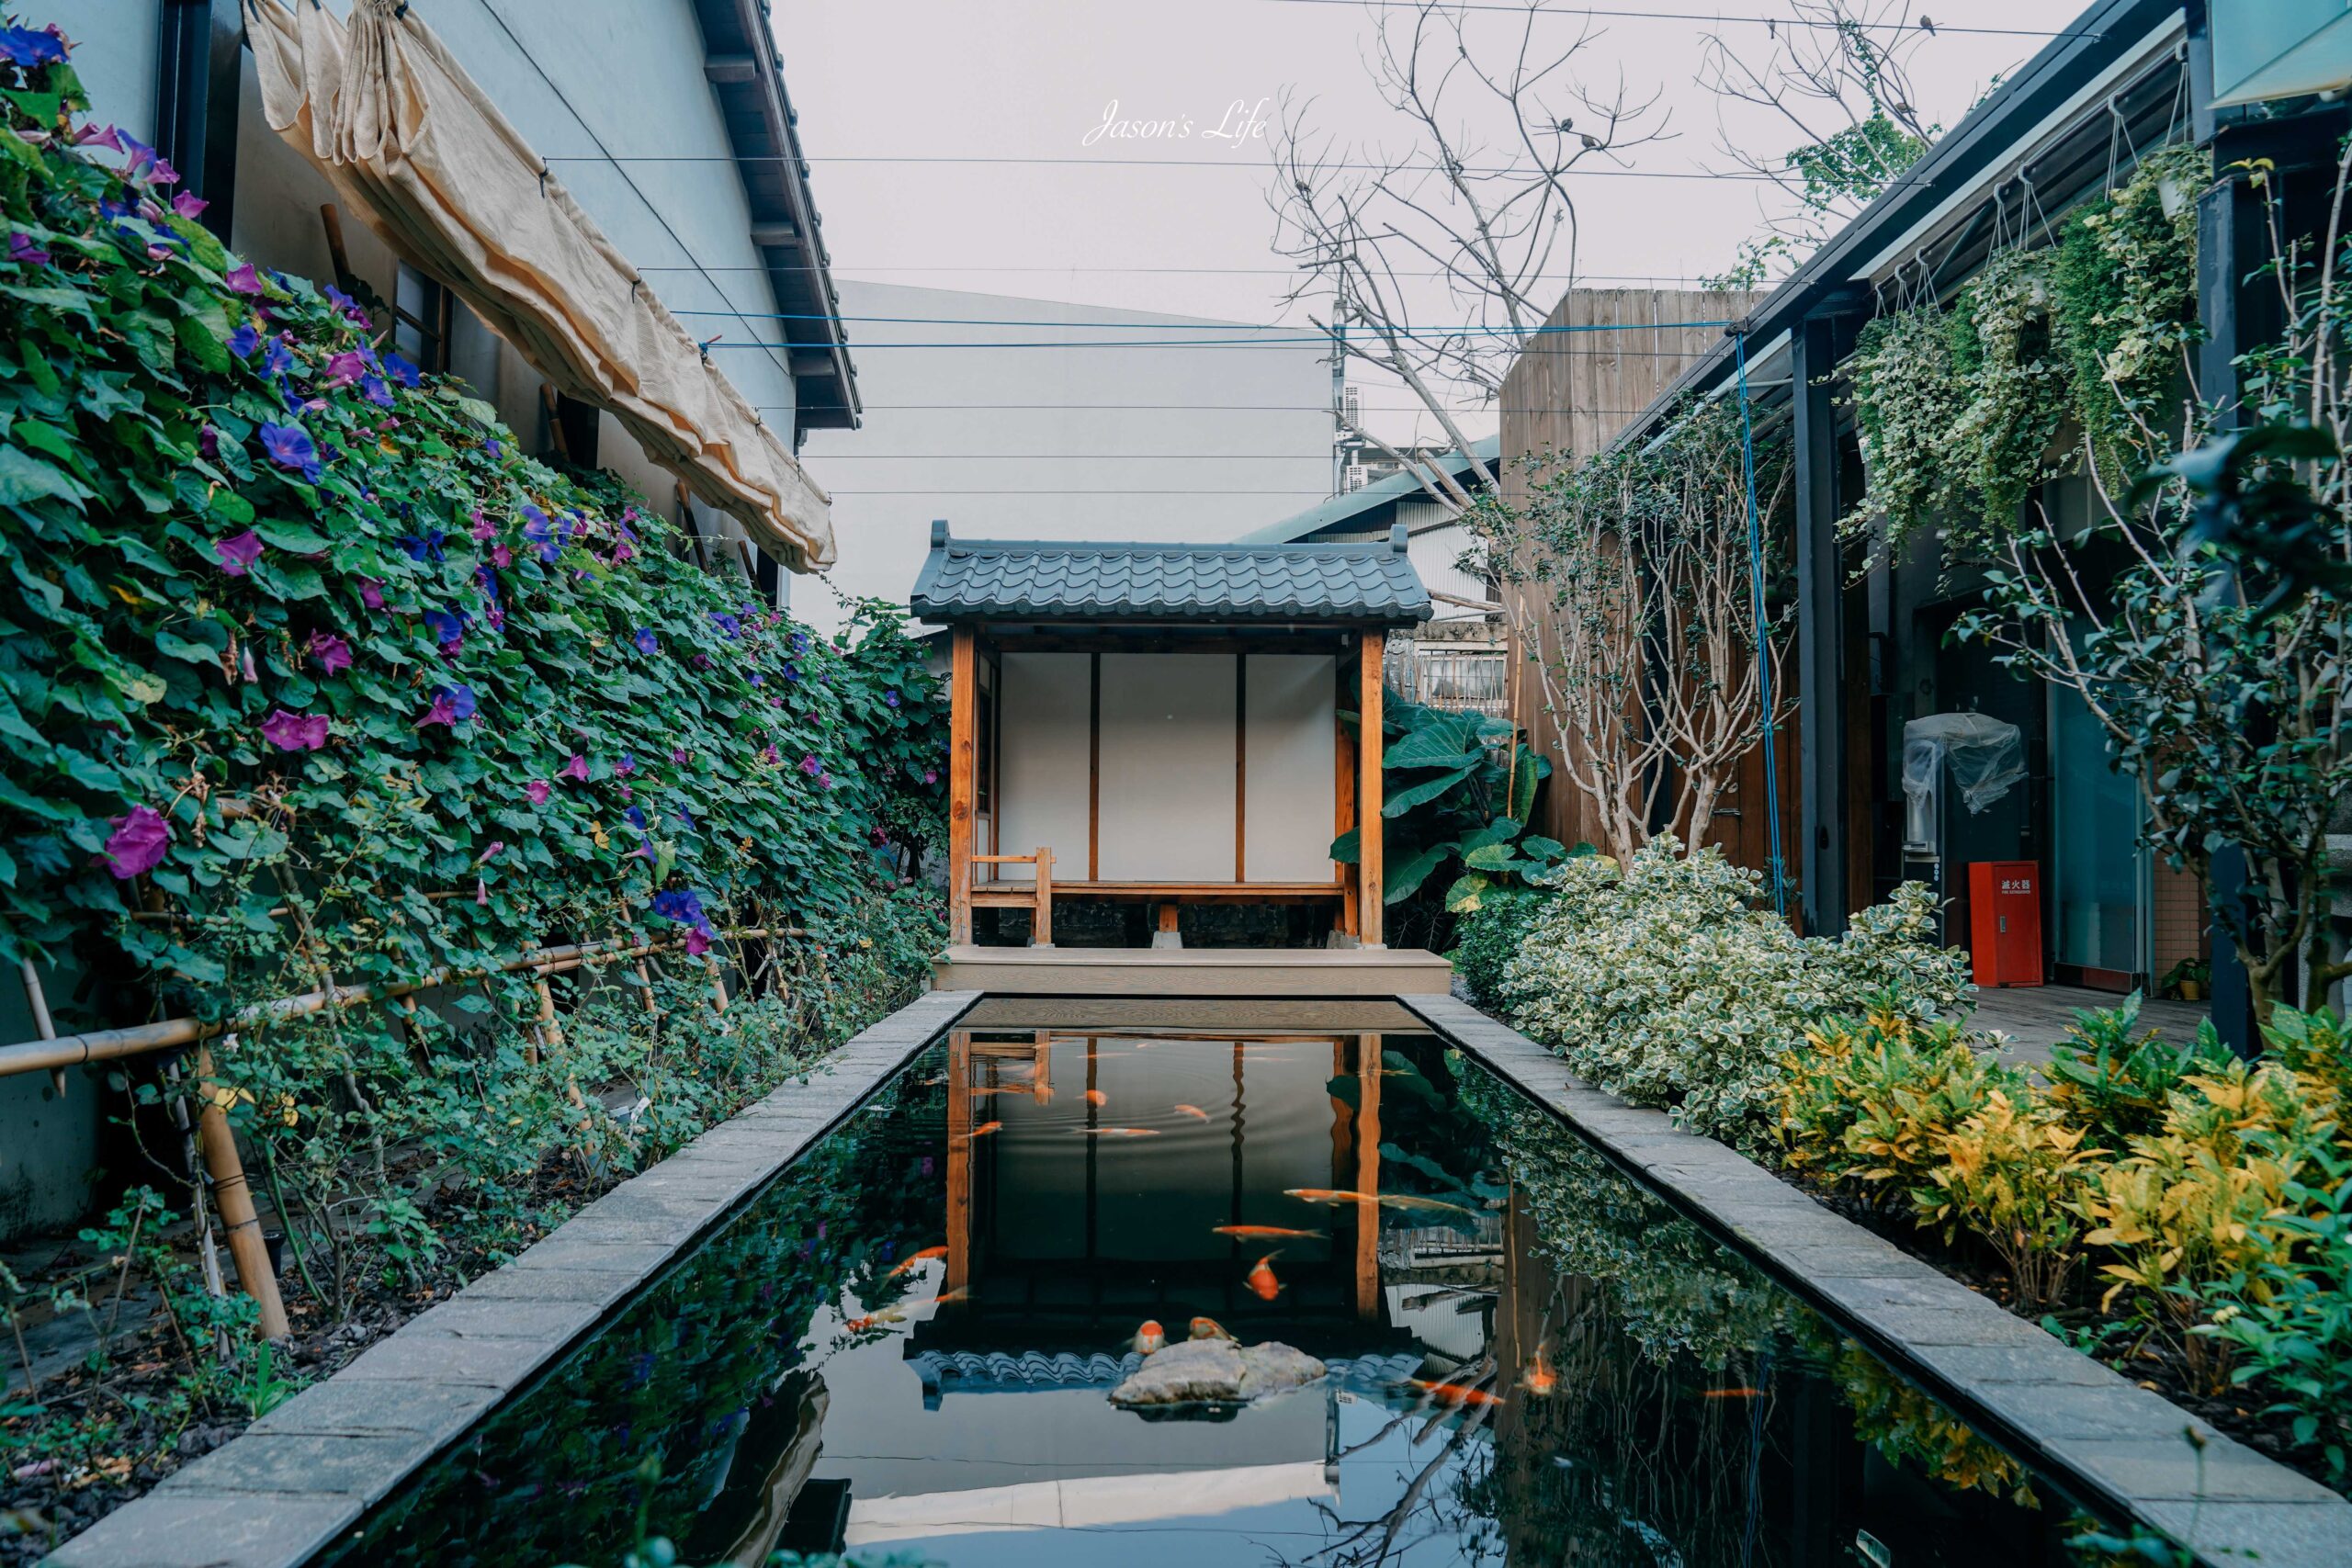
top-left (909, 522), bottom-right (1431, 626)
top-left (906, 1348), bottom-right (1424, 1398)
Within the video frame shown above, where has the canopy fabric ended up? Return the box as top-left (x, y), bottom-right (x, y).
top-left (242, 0), bottom-right (835, 569)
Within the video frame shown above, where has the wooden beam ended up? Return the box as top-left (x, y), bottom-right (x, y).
top-left (1359, 631), bottom-right (1385, 948)
top-left (1088, 652), bottom-right (1102, 880)
top-left (1235, 654), bottom-right (1248, 883)
top-left (948, 626), bottom-right (978, 945)
top-left (945, 1031), bottom-right (972, 1292)
top-left (704, 52), bottom-right (759, 84)
top-left (1353, 1034), bottom-right (1382, 1320)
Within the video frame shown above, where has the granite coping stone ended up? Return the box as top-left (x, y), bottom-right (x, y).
top-left (43, 988), bottom-right (980, 1568)
top-left (1401, 991), bottom-right (2352, 1568)
top-left (40, 1492), bottom-right (362, 1568)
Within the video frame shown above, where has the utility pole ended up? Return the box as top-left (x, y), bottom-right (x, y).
top-left (1329, 315), bottom-right (1347, 499)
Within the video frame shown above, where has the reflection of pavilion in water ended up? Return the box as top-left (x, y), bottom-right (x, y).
top-left (803, 1028), bottom-right (1509, 1551)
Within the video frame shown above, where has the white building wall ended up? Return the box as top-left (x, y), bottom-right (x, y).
top-left (808, 281), bottom-right (1332, 635)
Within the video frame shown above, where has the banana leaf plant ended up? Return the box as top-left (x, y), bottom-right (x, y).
top-left (1329, 692), bottom-right (1564, 910)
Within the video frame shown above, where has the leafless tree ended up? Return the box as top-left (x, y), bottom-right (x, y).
top-left (1697, 1), bottom-right (1938, 285)
top-left (1267, 0), bottom-right (1670, 509)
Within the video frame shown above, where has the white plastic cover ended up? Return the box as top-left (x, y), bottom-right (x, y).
top-left (1903, 712), bottom-right (2027, 840)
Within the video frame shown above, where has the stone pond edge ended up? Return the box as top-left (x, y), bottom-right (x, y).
top-left (41, 987), bottom-right (983, 1568)
top-left (1404, 991), bottom-right (2352, 1568)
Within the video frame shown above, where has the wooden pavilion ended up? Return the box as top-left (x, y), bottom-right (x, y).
top-left (910, 523), bottom-right (1451, 994)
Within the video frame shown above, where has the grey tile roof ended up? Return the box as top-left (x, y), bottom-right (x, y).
top-left (909, 522), bottom-right (1431, 626)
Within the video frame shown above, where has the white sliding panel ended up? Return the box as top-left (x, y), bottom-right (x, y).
top-left (1098, 652), bottom-right (1237, 881)
top-left (995, 651), bottom-right (1091, 883)
top-left (1243, 654), bottom-right (1338, 883)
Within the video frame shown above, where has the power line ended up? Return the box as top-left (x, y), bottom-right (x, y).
top-left (544, 152), bottom-right (1786, 181)
top-left (1252, 0), bottom-right (2096, 39)
top-left (636, 265), bottom-right (1717, 280)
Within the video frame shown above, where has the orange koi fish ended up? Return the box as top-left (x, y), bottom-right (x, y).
top-left (1210, 1224), bottom-right (1324, 1240)
top-left (1410, 1379), bottom-right (1502, 1409)
top-left (844, 1306), bottom-right (909, 1333)
top-left (1283, 1187), bottom-right (1370, 1205)
top-left (1131, 1319), bottom-right (1166, 1356)
top-left (1246, 1253), bottom-right (1283, 1302)
top-left (1701, 1387), bottom-right (1762, 1400)
top-left (1085, 1089), bottom-right (1108, 1108)
top-left (1523, 1350), bottom-right (1558, 1397)
top-left (1077, 1126), bottom-right (1159, 1137)
top-left (957, 1120), bottom-right (1002, 1141)
top-left (1287, 1189), bottom-right (1476, 1219)
top-left (970, 1085), bottom-right (1026, 1098)
top-left (931, 1287), bottom-right (970, 1307)
top-left (1172, 1103), bottom-right (1210, 1122)
top-left (1188, 1315), bottom-right (1236, 1342)
top-left (886, 1246), bottom-right (947, 1279)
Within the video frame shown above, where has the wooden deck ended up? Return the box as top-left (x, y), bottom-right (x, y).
top-left (933, 944), bottom-right (1453, 997)
top-left (1964, 984), bottom-right (2212, 1067)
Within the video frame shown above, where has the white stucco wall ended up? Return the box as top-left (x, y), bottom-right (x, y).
top-left (1243, 654), bottom-right (1338, 882)
top-left (807, 281), bottom-right (1332, 635)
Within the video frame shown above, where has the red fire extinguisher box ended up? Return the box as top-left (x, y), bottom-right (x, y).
top-left (1967, 860), bottom-right (2044, 988)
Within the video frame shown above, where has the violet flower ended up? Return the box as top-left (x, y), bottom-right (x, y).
top-left (415, 684), bottom-right (477, 728)
top-left (198, 424), bottom-right (219, 461)
top-left (262, 336), bottom-right (295, 378)
top-left (212, 529), bottom-right (262, 577)
top-left (262, 709), bottom-right (330, 751)
top-left (384, 353), bottom-right (422, 389)
top-left (521, 505), bottom-right (560, 563)
top-left (171, 191), bottom-right (207, 220)
top-left (361, 374), bottom-right (393, 408)
top-left (226, 261), bottom-right (264, 295)
top-left (358, 578), bottom-right (386, 610)
top-left (257, 422), bottom-right (321, 482)
top-left (671, 748), bottom-right (689, 764)
top-left (526, 780), bottom-right (551, 806)
top-left (0, 25), bottom-right (66, 66)
top-left (308, 631), bottom-right (352, 674)
top-left (102, 806), bottom-right (171, 880)
top-left (798, 753), bottom-right (821, 777)
top-left (322, 349), bottom-right (367, 388)
top-left (424, 608), bottom-right (465, 653)
top-left (559, 754), bottom-right (589, 783)
top-left (634, 629), bottom-right (658, 655)
top-left (885, 689), bottom-right (901, 708)
top-left (6, 231), bottom-right (50, 266)
top-left (616, 753), bottom-right (636, 777)
top-left (228, 321), bottom-right (259, 358)
top-left (469, 510), bottom-right (495, 542)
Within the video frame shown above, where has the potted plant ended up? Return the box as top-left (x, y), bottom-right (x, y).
top-left (2157, 956), bottom-right (2211, 1002)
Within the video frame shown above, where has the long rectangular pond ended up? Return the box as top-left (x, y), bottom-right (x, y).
top-left (315, 1002), bottom-right (2121, 1566)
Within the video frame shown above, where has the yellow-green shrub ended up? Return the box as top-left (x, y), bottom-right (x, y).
top-left (1778, 1003), bottom-right (2022, 1206)
top-left (1921, 1089), bottom-right (2105, 1312)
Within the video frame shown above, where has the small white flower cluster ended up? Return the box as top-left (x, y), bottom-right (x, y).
top-left (1496, 834), bottom-right (1969, 1153)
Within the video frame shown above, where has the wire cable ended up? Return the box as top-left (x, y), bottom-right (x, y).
top-left (540, 153), bottom-right (1791, 180)
top-left (1254, 0), bottom-right (2096, 39)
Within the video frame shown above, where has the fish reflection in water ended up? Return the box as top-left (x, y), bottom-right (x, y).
top-left (1283, 1187), bottom-right (1476, 1218)
top-left (883, 1245), bottom-right (945, 1280)
top-left (1172, 1102), bottom-right (1209, 1122)
top-left (956, 1120), bottom-right (1001, 1141)
top-left (1075, 1126), bottom-right (1159, 1138)
top-left (1084, 1088), bottom-right (1108, 1107)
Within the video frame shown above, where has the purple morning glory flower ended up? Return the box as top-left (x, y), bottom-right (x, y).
top-left (226, 261), bottom-right (263, 295)
top-left (922, 768), bottom-right (938, 785)
top-left (321, 348), bottom-right (367, 388)
top-left (6, 231), bottom-right (50, 266)
top-left (559, 754), bottom-right (589, 783)
top-left (783, 662), bottom-right (800, 683)
top-left (710, 611), bottom-right (741, 638)
top-left (102, 806), bottom-right (171, 880)
top-left (671, 748), bottom-right (689, 764)
top-left (361, 374), bottom-right (393, 408)
top-left (0, 24), bottom-right (66, 66)
top-left (261, 335), bottom-right (295, 378)
top-left (634, 628), bottom-right (658, 656)
top-left (526, 779), bottom-right (551, 806)
top-left (484, 437), bottom-right (503, 458)
top-left (257, 422), bottom-right (320, 482)
top-left (308, 632), bottom-right (352, 674)
top-left (171, 191), bottom-right (207, 220)
top-left (650, 888), bottom-right (713, 935)
top-left (73, 124), bottom-right (122, 153)
top-left (424, 608), bottom-right (465, 653)
top-left (358, 578), bottom-right (386, 610)
top-left (884, 689), bottom-right (901, 708)
top-left (398, 531), bottom-right (446, 564)
top-left (675, 805), bottom-right (695, 829)
top-left (625, 806), bottom-right (647, 830)
top-left (198, 424), bottom-right (219, 461)
top-left (469, 510), bottom-right (494, 541)
top-left (789, 632), bottom-right (808, 655)
top-left (212, 529), bottom-right (262, 576)
top-left (749, 671), bottom-right (763, 687)
top-left (323, 284), bottom-right (369, 326)
top-left (416, 684), bottom-right (476, 728)
top-left (616, 753), bottom-right (636, 777)
top-left (798, 753), bottom-right (821, 777)
top-left (521, 506), bottom-right (561, 563)
top-left (384, 353), bottom-right (422, 389)
top-left (228, 321), bottom-right (260, 358)
top-left (262, 709), bottom-right (330, 751)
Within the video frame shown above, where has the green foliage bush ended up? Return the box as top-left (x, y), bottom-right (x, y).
top-left (0, 46), bottom-right (944, 1318)
top-left (1445, 881), bottom-right (1553, 1005)
top-left (1494, 835), bottom-right (1965, 1153)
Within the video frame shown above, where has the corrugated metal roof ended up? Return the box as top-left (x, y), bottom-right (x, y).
top-left (909, 522), bottom-right (1432, 626)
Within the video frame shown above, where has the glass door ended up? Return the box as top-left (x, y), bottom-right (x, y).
top-left (2048, 685), bottom-right (2150, 984)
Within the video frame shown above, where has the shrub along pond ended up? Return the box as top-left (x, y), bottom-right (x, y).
top-left (316, 1013), bottom-right (2137, 1567)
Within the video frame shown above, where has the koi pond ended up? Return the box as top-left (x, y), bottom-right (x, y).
top-left (321, 1003), bottom-right (2110, 1566)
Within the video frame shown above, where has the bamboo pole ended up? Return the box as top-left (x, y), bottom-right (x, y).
top-left (19, 959), bottom-right (62, 1095)
top-left (0, 928), bottom-right (774, 1080)
top-left (192, 1038), bottom-right (289, 1339)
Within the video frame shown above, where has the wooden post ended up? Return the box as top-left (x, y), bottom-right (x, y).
top-left (945, 1032), bottom-right (973, 1293)
top-left (20, 959), bottom-right (62, 1096)
top-left (1032, 847), bottom-right (1054, 948)
top-left (1359, 631), bottom-right (1385, 949)
top-left (948, 626), bottom-right (978, 946)
top-left (193, 1041), bottom-right (289, 1339)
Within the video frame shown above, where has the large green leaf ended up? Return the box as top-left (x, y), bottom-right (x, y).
top-left (1383, 840), bottom-right (1453, 903)
top-left (1442, 871), bottom-right (1492, 912)
top-left (1329, 825), bottom-right (1361, 864)
top-left (1383, 761), bottom-right (1478, 816)
top-left (1383, 711), bottom-right (1484, 770)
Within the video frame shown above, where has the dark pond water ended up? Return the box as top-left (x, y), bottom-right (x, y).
top-left (321, 1008), bottom-right (2109, 1567)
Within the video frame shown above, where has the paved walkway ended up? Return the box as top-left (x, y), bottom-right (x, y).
top-left (1964, 984), bottom-right (2212, 1068)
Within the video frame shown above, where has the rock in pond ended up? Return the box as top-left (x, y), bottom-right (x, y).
top-left (1109, 1337), bottom-right (1326, 1407)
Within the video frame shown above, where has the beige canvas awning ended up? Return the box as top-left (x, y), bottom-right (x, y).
top-left (242, 0), bottom-right (835, 569)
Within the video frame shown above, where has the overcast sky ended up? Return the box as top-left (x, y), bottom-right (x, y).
top-left (784, 0), bottom-right (2075, 444)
